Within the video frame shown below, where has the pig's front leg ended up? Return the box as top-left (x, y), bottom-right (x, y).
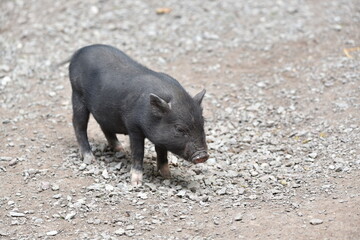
top-left (155, 145), bottom-right (171, 179)
top-left (129, 133), bottom-right (145, 186)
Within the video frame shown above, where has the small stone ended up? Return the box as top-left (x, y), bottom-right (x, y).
top-left (234, 213), bottom-right (243, 221)
top-left (87, 183), bottom-right (103, 191)
top-left (115, 152), bottom-right (125, 159)
top-left (335, 165), bottom-right (343, 172)
top-left (250, 170), bottom-right (259, 177)
top-left (105, 184), bottom-right (114, 192)
top-left (207, 158), bottom-right (217, 165)
top-left (177, 190), bottom-right (186, 198)
top-left (332, 24), bottom-right (342, 31)
top-left (102, 169), bottom-right (110, 179)
top-left (90, 5), bottom-right (99, 15)
top-left (309, 152), bottom-right (318, 159)
top-left (65, 211), bottom-right (76, 221)
top-left (0, 230), bottom-right (9, 237)
top-left (249, 195), bottom-right (257, 200)
top-left (0, 156), bottom-right (12, 161)
top-left (53, 194), bottom-right (62, 199)
top-left (8, 158), bottom-right (18, 166)
top-left (2, 119), bottom-right (11, 124)
top-left (34, 218), bottom-right (44, 224)
top-left (310, 218), bottom-right (323, 225)
top-left (51, 184), bottom-right (60, 191)
top-left (114, 162), bottom-right (123, 170)
top-left (126, 225), bottom-right (135, 230)
top-left (256, 82), bottom-right (266, 88)
top-left (137, 192), bottom-right (148, 199)
top-left (145, 183), bottom-right (157, 191)
top-left (284, 161), bottom-right (294, 167)
top-left (41, 182), bottom-right (51, 191)
top-left (0, 64), bottom-right (10, 72)
top-left (9, 211), bottom-right (25, 217)
top-left (1, 76), bottom-right (11, 86)
top-left (280, 180), bottom-right (287, 186)
top-left (46, 231), bottom-right (58, 236)
top-left (226, 170), bottom-right (239, 178)
top-left (238, 188), bottom-right (245, 195)
top-left (216, 187), bottom-right (227, 195)
top-left (79, 163), bottom-right (87, 171)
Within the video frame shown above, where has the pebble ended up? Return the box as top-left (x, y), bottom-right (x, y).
top-left (34, 218), bottom-right (44, 224)
top-left (79, 163), bottom-right (87, 171)
top-left (46, 231), bottom-right (58, 236)
top-left (238, 188), bottom-right (245, 195)
top-left (234, 213), bottom-right (243, 221)
top-left (216, 188), bottom-right (227, 195)
top-left (105, 184), bottom-right (114, 191)
top-left (0, 230), bottom-right (8, 237)
top-left (53, 194), bottom-right (62, 199)
top-left (51, 184), bottom-right (60, 191)
top-left (9, 211), bottom-right (25, 217)
top-left (176, 190), bottom-right (186, 198)
top-left (102, 169), bottom-right (110, 179)
top-left (65, 211), bottom-right (77, 221)
top-left (8, 158), bottom-right (18, 166)
top-left (40, 182), bottom-right (51, 191)
top-left (207, 158), bottom-right (217, 165)
top-left (115, 228), bottom-right (125, 236)
top-left (0, 156), bottom-right (12, 161)
top-left (310, 218), bottom-right (323, 225)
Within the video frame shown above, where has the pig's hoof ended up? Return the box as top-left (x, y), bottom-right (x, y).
top-left (130, 168), bottom-right (143, 187)
top-left (83, 152), bottom-right (95, 165)
top-left (112, 144), bottom-right (124, 152)
top-left (159, 164), bottom-right (171, 179)
top-left (110, 143), bottom-right (124, 152)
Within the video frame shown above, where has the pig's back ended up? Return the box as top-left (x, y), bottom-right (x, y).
top-left (69, 44), bottom-right (149, 88)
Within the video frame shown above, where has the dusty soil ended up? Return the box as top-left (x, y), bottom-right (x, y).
top-left (1, 0), bottom-right (360, 239)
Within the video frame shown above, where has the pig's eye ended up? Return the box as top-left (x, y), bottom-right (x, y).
top-left (175, 125), bottom-right (187, 135)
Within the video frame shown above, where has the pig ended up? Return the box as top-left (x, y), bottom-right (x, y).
top-left (67, 44), bottom-right (209, 186)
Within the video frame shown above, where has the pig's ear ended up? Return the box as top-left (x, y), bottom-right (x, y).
top-left (193, 89), bottom-right (206, 105)
top-left (150, 93), bottom-right (171, 115)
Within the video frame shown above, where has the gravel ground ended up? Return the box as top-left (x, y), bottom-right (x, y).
top-left (1, 0), bottom-right (360, 239)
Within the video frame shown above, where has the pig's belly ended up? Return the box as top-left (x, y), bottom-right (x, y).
top-left (91, 111), bottom-right (129, 135)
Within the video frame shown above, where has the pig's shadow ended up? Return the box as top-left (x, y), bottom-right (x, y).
top-left (67, 141), bottom-right (191, 185)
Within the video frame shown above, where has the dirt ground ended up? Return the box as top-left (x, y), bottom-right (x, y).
top-left (1, 0), bottom-right (360, 239)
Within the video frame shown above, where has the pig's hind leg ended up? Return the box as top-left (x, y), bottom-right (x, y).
top-left (72, 93), bottom-right (95, 163)
top-left (100, 128), bottom-right (124, 152)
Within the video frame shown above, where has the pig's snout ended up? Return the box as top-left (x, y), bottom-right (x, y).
top-left (191, 151), bottom-right (209, 164)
